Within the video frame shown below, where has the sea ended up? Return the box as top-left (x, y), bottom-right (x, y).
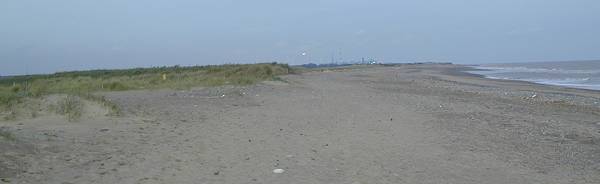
top-left (468, 60), bottom-right (600, 91)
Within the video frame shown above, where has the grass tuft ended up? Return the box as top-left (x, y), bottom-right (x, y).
top-left (2, 111), bottom-right (16, 121)
top-left (56, 95), bottom-right (83, 122)
top-left (0, 128), bottom-right (16, 141)
top-left (82, 94), bottom-right (121, 116)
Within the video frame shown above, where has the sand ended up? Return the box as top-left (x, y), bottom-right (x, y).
top-left (1, 64), bottom-right (600, 184)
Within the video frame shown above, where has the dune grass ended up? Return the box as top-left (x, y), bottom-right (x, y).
top-left (55, 95), bottom-right (83, 122)
top-left (0, 63), bottom-right (292, 110)
top-left (0, 128), bottom-right (15, 141)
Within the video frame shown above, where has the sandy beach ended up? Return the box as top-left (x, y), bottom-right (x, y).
top-left (2, 64), bottom-right (600, 184)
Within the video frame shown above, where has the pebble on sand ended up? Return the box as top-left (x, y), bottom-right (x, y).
top-left (273, 169), bottom-right (285, 174)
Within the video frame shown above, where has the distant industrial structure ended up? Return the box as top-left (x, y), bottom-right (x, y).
top-left (300, 57), bottom-right (380, 68)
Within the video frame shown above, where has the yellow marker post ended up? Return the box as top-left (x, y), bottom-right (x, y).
top-left (162, 74), bottom-right (167, 80)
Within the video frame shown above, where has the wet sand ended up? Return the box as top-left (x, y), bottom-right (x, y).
top-left (2, 64), bottom-right (600, 183)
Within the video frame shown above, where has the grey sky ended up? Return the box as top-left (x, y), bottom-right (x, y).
top-left (1, 0), bottom-right (599, 75)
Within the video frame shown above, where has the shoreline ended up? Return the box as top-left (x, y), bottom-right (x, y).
top-left (458, 64), bottom-right (600, 92)
top-left (445, 65), bottom-right (600, 108)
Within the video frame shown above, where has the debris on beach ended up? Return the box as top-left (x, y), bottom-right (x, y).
top-left (273, 169), bottom-right (285, 174)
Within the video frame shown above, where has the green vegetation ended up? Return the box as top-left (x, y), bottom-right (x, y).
top-left (56, 95), bottom-right (83, 122)
top-left (0, 63), bottom-right (292, 109)
top-left (0, 128), bottom-right (15, 141)
top-left (84, 94), bottom-right (121, 116)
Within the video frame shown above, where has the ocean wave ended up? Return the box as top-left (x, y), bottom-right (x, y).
top-left (530, 78), bottom-right (592, 84)
top-left (534, 81), bottom-right (600, 90)
top-left (467, 66), bottom-right (600, 91)
top-left (472, 66), bottom-right (600, 75)
top-left (481, 76), bottom-right (600, 90)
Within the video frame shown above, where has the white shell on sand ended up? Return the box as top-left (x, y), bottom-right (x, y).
top-left (273, 169), bottom-right (285, 174)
